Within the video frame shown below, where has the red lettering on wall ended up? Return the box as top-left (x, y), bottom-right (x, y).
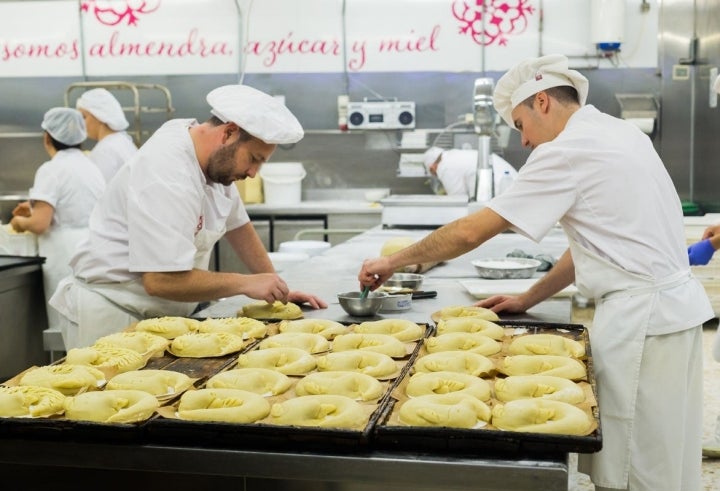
top-left (377, 26), bottom-right (441, 53)
top-left (245, 31), bottom-right (342, 67)
top-left (1, 40), bottom-right (79, 62)
top-left (88, 29), bottom-right (232, 58)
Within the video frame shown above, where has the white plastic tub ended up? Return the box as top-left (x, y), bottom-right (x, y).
top-left (278, 240), bottom-right (331, 257)
top-left (259, 162), bottom-right (306, 205)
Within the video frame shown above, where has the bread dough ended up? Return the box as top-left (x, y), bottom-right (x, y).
top-left (198, 317), bottom-right (268, 339)
top-left (169, 332), bottom-right (246, 358)
top-left (434, 305), bottom-right (500, 322)
top-left (423, 332), bottom-right (501, 356)
top-left (494, 375), bottom-right (586, 404)
top-left (491, 398), bottom-right (592, 435)
top-left (435, 318), bottom-right (505, 339)
top-left (498, 355), bottom-right (587, 380)
top-left (18, 364), bottom-right (106, 396)
top-left (177, 388), bottom-right (271, 423)
top-left (134, 316), bottom-right (200, 339)
top-left (65, 346), bottom-right (146, 374)
top-left (267, 394), bottom-right (367, 428)
top-left (405, 371), bottom-right (491, 401)
top-left (508, 334), bottom-right (585, 358)
top-left (398, 393), bottom-right (491, 428)
top-left (353, 319), bottom-right (424, 342)
top-left (278, 318), bottom-right (349, 340)
top-left (413, 351), bottom-right (495, 377)
top-left (94, 331), bottom-right (170, 355)
top-left (380, 237), bottom-right (417, 257)
top-left (294, 371), bottom-right (384, 401)
top-left (332, 333), bottom-right (407, 358)
top-left (258, 332), bottom-right (330, 353)
top-left (106, 369), bottom-right (194, 397)
top-left (0, 385), bottom-right (66, 418)
top-left (316, 350), bottom-right (398, 378)
top-left (63, 389), bottom-right (159, 423)
top-left (237, 347), bottom-right (317, 375)
top-left (240, 301), bottom-right (303, 320)
top-left (205, 368), bottom-right (292, 396)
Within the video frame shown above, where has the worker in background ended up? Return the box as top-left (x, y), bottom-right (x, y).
top-left (50, 84), bottom-right (327, 350)
top-left (423, 146), bottom-right (518, 197)
top-left (359, 54), bottom-right (712, 491)
top-left (76, 88), bottom-right (138, 183)
top-left (11, 107), bottom-right (105, 338)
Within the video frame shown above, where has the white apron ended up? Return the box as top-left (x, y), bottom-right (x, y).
top-left (572, 239), bottom-right (704, 490)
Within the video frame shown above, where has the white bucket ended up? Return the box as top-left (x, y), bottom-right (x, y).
top-left (278, 240), bottom-right (331, 257)
top-left (259, 162), bottom-right (306, 205)
top-left (268, 252), bottom-right (310, 272)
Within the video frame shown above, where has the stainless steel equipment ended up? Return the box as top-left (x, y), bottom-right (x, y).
top-left (473, 78), bottom-right (496, 202)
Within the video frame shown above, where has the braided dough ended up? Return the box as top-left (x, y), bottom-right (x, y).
top-left (66, 346), bottom-right (146, 373)
top-left (240, 301), bottom-right (303, 320)
top-left (491, 398), bottom-right (592, 435)
top-left (332, 333), bottom-right (407, 358)
top-left (198, 317), bottom-right (268, 339)
top-left (405, 371), bottom-right (491, 401)
top-left (316, 350), bottom-right (398, 378)
top-left (279, 318), bottom-right (349, 340)
top-left (498, 355), bottom-right (587, 380)
top-left (237, 347), bottom-right (317, 375)
top-left (134, 316), bottom-right (200, 339)
top-left (106, 369), bottom-right (194, 397)
top-left (177, 388), bottom-right (271, 423)
top-left (18, 364), bottom-right (106, 396)
top-left (435, 318), bottom-right (505, 339)
top-left (294, 371), bottom-right (384, 401)
top-left (0, 385), bottom-right (66, 418)
top-left (258, 332), bottom-right (330, 353)
top-left (494, 375), bottom-right (585, 404)
top-left (398, 393), bottom-right (492, 428)
top-left (435, 305), bottom-right (500, 322)
top-left (63, 389), bottom-right (159, 423)
top-left (169, 332), bottom-right (246, 358)
top-left (353, 319), bottom-right (424, 342)
top-left (94, 331), bottom-right (170, 355)
top-left (508, 334), bottom-right (585, 358)
top-left (424, 332), bottom-right (501, 356)
top-left (205, 368), bottom-right (292, 396)
top-left (267, 394), bottom-right (366, 428)
top-left (413, 351), bottom-right (495, 377)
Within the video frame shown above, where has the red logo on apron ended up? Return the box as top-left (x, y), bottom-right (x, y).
top-left (195, 215), bottom-right (204, 235)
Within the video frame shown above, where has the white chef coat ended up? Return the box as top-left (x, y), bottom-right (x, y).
top-left (488, 105), bottom-right (713, 490)
top-left (87, 131), bottom-right (137, 183)
top-left (434, 149), bottom-right (517, 196)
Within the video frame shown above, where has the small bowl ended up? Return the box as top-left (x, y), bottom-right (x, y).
top-left (338, 291), bottom-right (387, 317)
top-left (380, 293), bottom-right (412, 312)
top-left (471, 257), bottom-right (542, 279)
top-left (364, 188), bottom-right (390, 202)
top-left (382, 273), bottom-right (424, 291)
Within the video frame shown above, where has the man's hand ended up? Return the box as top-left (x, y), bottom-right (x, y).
top-left (288, 291), bottom-right (328, 309)
top-left (688, 239), bottom-right (716, 266)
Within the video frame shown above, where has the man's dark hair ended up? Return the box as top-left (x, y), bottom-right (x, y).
top-left (207, 116), bottom-right (253, 143)
top-left (47, 133), bottom-right (81, 151)
top-left (520, 85), bottom-right (580, 109)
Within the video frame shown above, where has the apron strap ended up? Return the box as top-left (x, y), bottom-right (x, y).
top-left (601, 270), bottom-right (692, 301)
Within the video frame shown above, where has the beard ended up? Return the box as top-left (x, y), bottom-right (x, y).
top-left (206, 140), bottom-right (245, 186)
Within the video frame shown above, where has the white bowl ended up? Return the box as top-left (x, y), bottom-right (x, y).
top-left (364, 188), bottom-right (390, 202)
top-left (268, 252), bottom-right (310, 272)
top-left (278, 240), bottom-right (331, 257)
top-left (471, 257), bottom-right (542, 279)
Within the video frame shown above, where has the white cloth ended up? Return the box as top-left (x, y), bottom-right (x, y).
top-left (487, 104), bottom-right (712, 489)
top-left (87, 131), bottom-right (137, 183)
top-left (432, 149), bottom-right (517, 197)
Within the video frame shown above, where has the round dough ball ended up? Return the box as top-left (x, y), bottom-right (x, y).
top-left (64, 389), bottom-right (159, 423)
top-left (19, 364), bottom-right (106, 396)
top-left (106, 369), bottom-right (193, 397)
top-left (494, 375), bottom-right (585, 404)
top-left (66, 346), bottom-right (146, 374)
top-left (413, 351), bottom-right (495, 377)
top-left (178, 388), bottom-right (270, 423)
top-left (353, 319), bottom-right (424, 342)
top-left (198, 317), bottom-right (268, 339)
top-left (316, 350), bottom-right (398, 379)
top-left (0, 385), bottom-right (66, 418)
top-left (135, 316), bottom-right (200, 339)
top-left (240, 301), bottom-right (303, 320)
top-left (491, 398), bottom-right (593, 435)
top-left (498, 355), bottom-right (587, 380)
top-left (205, 368), bottom-right (292, 396)
top-left (398, 393), bottom-right (491, 428)
top-left (435, 305), bottom-right (500, 322)
top-left (405, 371), bottom-right (491, 401)
top-left (435, 318), bottom-right (505, 339)
top-left (278, 318), bottom-right (349, 340)
top-left (169, 332), bottom-right (246, 358)
top-left (258, 332), bottom-right (330, 354)
top-left (380, 237), bottom-right (417, 257)
top-left (268, 395), bottom-right (366, 428)
top-left (94, 331), bottom-right (170, 355)
top-left (423, 332), bottom-right (501, 356)
top-left (237, 347), bottom-right (317, 376)
top-left (508, 334), bottom-right (585, 358)
top-left (332, 333), bottom-right (408, 358)
top-left (294, 371), bottom-right (384, 401)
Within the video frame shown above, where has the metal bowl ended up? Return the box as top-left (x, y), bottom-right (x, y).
top-left (380, 292), bottom-right (412, 312)
top-left (337, 291), bottom-right (387, 317)
top-left (471, 257), bottom-right (542, 279)
top-left (382, 273), bottom-right (424, 291)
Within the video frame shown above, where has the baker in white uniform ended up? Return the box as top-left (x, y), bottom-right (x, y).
top-left (423, 146), bottom-right (518, 196)
top-left (50, 84), bottom-right (327, 350)
top-left (76, 88), bottom-right (138, 183)
top-left (358, 55), bottom-right (712, 491)
top-left (10, 107), bottom-right (105, 336)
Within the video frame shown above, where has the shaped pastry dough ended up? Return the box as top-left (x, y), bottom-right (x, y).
top-left (64, 389), bottom-right (159, 423)
top-left (423, 332), bottom-right (501, 356)
top-left (316, 350), bottom-right (398, 378)
top-left (240, 301), bottom-right (303, 320)
top-left (66, 345), bottom-right (146, 374)
top-left (435, 318), bottom-right (505, 339)
top-left (205, 368), bottom-right (292, 396)
top-left (169, 332), bottom-right (246, 358)
top-left (0, 385), bottom-right (66, 418)
top-left (106, 369), bottom-right (194, 397)
top-left (177, 388), bottom-right (271, 423)
top-left (94, 331), bottom-right (170, 355)
top-left (258, 332), bottom-right (330, 353)
top-left (398, 393), bottom-right (491, 428)
top-left (134, 316), bottom-right (200, 339)
top-left (494, 375), bottom-right (585, 404)
top-left (237, 347), bottom-right (317, 375)
top-left (435, 305), bottom-right (500, 322)
top-left (268, 394), bottom-right (366, 428)
top-left (498, 355), bottom-right (587, 380)
top-left (413, 351), bottom-right (495, 377)
top-left (198, 317), bottom-right (268, 339)
top-left (508, 334), bottom-right (585, 358)
top-left (332, 333), bottom-right (407, 358)
top-left (353, 319), bottom-right (424, 342)
top-left (491, 398), bottom-right (592, 435)
top-left (294, 371), bottom-right (384, 401)
top-left (19, 364), bottom-right (106, 396)
top-left (278, 318), bottom-right (349, 340)
top-left (405, 371), bottom-right (491, 401)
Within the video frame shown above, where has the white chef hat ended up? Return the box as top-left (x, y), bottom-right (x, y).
top-left (76, 88), bottom-right (129, 131)
top-left (493, 54), bottom-right (589, 129)
top-left (206, 85), bottom-right (304, 144)
top-left (423, 146), bottom-right (444, 170)
top-left (41, 107), bottom-right (86, 146)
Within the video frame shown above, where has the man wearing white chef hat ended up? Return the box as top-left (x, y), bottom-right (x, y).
top-left (359, 54), bottom-right (711, 491)
top-left (50, 84), bottom-right (326, 350)
top-left (76, 88), bottom-right (138, 183)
